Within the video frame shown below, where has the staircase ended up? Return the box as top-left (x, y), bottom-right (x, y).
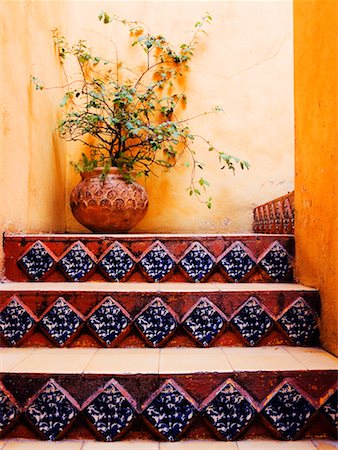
top-left (0, 224), bottom-right (337, 446)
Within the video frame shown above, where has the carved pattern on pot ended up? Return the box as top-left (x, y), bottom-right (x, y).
top-left (70, 167), bottom-right (148, 233)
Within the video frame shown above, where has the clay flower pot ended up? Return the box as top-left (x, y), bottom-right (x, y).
top-left (70, 167), bottom-right (148, 233)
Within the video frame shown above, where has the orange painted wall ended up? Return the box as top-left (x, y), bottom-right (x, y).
top-left (294, 0), bottom-right (338, 355)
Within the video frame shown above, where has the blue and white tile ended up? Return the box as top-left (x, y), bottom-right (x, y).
top-left (183, 297), bottom-right (226, 346)
top-left (87, 297), bottom-right (131, 346)
top-left (25, 379), bottom-right (78, 440)
top-left (203, 380), bottom-right (256, 440)
top-left (58, 242), bottom-right (96, 281)
top-left (0, 297), bottom-right (35, 345)
top-left (99, 243), bottom-right (135, 281)
top-left (143, 381), bottom-right (196, 441)
top-left (231, 297), bottom-right (273, 346)
top-left (84, 381), bottom-right (136, 441)
top-left (40, 297), bottom-right (83, 346)
top-left (18, 241), bottom-right (55, 280)
top-left (134, 298), bottom-right (177, 347)
top-left (219, 242), bottom-right (256, 282)
top-left (0, 388), bottom-right (19, 433)
top-left (261, 382), bottom-right (315, 439)
top-left (258, 241), bottom-right (292, 281)
top-left (139, 242), bottom-right (175, 282)
top-left (179, 243), bottom-right (215, 282)
top-left (278, 298), bottom-right (318, 345)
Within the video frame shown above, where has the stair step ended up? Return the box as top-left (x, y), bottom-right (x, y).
top-left (0, 283), bottom-right (320, 348)
top-left (1, 347), bottom-right (336, 442)
top-left (3, 234), bottom-right (294, 283)
top-left (0, 439), bottom-right (336, 449)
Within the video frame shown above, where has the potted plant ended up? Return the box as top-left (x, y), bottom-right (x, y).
top-left (32, 12), bottom-right (249, 233)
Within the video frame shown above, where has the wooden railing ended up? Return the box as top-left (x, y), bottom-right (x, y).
top-left (253, 191), bottom-right (294, 234)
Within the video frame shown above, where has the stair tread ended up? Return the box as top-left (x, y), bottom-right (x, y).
top-left (0, 439), bottom-right (336, 449)
top-left (1, 346), bottom-right (337, 374)
top-left (0, 282), bottom-right (317, 292)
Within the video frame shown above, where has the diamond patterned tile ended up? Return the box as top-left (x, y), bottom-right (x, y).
top-left (218, 241), bottom-right (256, 282)
top-left (83, 379), bottom-right (136, 441)
top-left (58, 241), bottom-right (96, 281)
top-left (25, 379), bottom-right (79, 440)
top-left (320, 390), bottom-right (338, 428)
top-left (142, 380), bottom-right (197, 441)
top-left (179, 243), bottom-right (215, 282)
top-left (0, 385), bottom-right (19, 434)
top-left (202, 379), bottom-right (256, 440)
top-left (0, 297), bottom-right (36, 345)
top-left (98, 243), bottom-right (136, 282)
top-left (278, 298), bottom-right (319, 345)
top-left (231, 296), bottom-right (273, 346)
top-left (139, 242), bottom-right (176, 282)
top-left (261, 381), bottom-right (315, 439)
top-left (258, 241), bottom-right (292, 281)
top-left (39, 297), bottom-right (83, 346)
top-left (182, 297), bottom-right (227, 347)
top-left (134, 298), bottom-right (177, 347)
top-left (17, 241), bottom-right (56, 280)
top-left (87, 297), bottom-right (131, 346)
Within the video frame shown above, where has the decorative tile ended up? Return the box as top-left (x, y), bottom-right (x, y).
top-left (138, 242), bottom-right (176, 282)
top-left (58, 241), bottom-right (96, 281)
top-left (142, 380), bottom-right (197, 441)
top-left (179, 243), bottom-right (215, 282)
top-left (87, 297), bottom-right (131, 346)
top-left (40, 297), bottom-right (83, 346)
top-left (218, 241), bottom-right (256, 282)
top-left (0, 297), bottom-right (36, 345)
top-left (25, 379), bottom-right (78, 440)
top-left (231, 297), bottom-right (273, 346)
top-left (18, 241), bottom-right (56, 280)
top-left (182, 297), bottom-right (227, 347)
top-left (83, 379), bottom-right (136, 441)
top-left (98, 243), bottom-right (135, 281)
top-left (0, 386), bottom-right (19, 434)
top-left (202, 379), bottom-right (256, 440)
top-left (261, 381), bottom-right (315, 439)
top-left (320, 391), bottom-right (338, 428)
top-left (258, 241), bottom-right (292, 281)
top-left (134, 298), bottom-right (177, 347)
top-left (277, 298), bottom-right (318, 345)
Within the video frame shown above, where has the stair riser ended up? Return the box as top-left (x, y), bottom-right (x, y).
top-left (4, 235), bottom-right (294, 282)
top-left (1, 371), bottom-right (336, 441)
top-left (1, 290), bottom-right (319, 348)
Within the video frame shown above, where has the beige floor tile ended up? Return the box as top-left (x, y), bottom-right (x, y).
top-left (312, 440), bottom-right (338, 449)
top-left (82, 441), bottom-right (159, 449)
top-left (0, 348), bottom-right (37, 372)
top-left (159, 348), bottom-right (232, 373)
top-left (237, 440), bottom-right (316, 449)
top-left (10, 348), bottom-right (97, 373)
top-left (2, 439), bottom-right (83, 449)
top-left (160, 441), bottom-right (237, 449)
top-left (84, 348), bottom-right (160, 374)
top-left (222, 347), bottom-right (307, 371)
top-left (285, 347), bottom-right (338, 370)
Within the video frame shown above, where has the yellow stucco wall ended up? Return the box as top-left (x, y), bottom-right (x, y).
top-left (294, 0), bottom-right (338, 355)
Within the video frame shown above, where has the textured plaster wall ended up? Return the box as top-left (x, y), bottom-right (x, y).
top-left (64, 0), bottom-right (295, 233)
top-left (294, 0), bottom-right (338, 355)
top-left (0, 0), bottom-right (294, 238)
top-left (0, 0), bottom-right (68, 273)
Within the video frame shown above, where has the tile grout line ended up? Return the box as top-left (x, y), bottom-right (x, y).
top-left (283, 345), bottom-right (311, 370)
top-left (7, 348), bottom-right (37, 373)
top-left (220, 346), bottom-right (236, 372)
top-left (82, 348), bottom-right (99, 374)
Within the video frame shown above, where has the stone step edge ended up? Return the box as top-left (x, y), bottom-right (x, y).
top-left (0, 438), bottom-right (336, 449)
top-left (0, 282), bottom-right (317, 292)
top-left (2, 346), bottom-right (337, 374)
top-left (4, 233), bottom-right (295, 238)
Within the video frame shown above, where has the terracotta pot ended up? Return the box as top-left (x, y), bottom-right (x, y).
top-left (70, 167), bottom-right (148, 233)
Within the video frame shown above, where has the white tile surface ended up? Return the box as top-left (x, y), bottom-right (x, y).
top-left (159, 347), bottom-right (232, 373)
top-left (285, 347), bottom-right (338, 370)
top-left (2, 440), bottom-right (83, 449)
top-left (0, 348), bottom-right (37, 372)
top-left (160, 441), bottom-right (237, 449)
top-left (237, 440), bottom-right (316, 449)
top-left (82, 441), bottom-right (159, 450)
